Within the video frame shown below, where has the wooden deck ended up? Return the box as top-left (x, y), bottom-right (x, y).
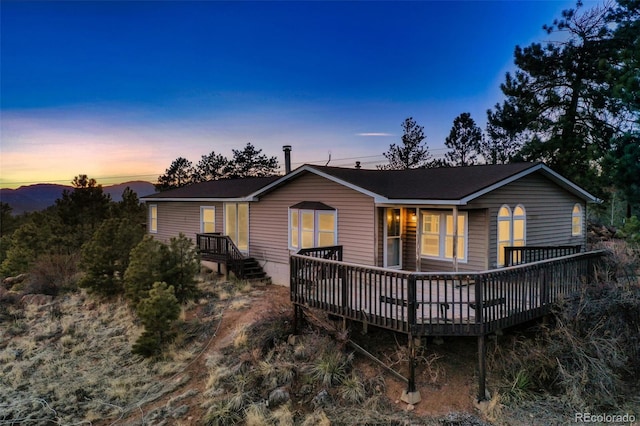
top-left (290, 249), bottom-right (605, 337)
top-left (290, 247), bottom-right (606, 402)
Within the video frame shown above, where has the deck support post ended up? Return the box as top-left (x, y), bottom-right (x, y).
top-left (477, 334), bottom-right (487, 401)
top-left (401, 275), bottom-right (421, 405)
top-left (401, 333), bottom-right (421, 405)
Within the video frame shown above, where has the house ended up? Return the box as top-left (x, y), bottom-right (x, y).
top-left (141, 161), bottom-right (599, 285)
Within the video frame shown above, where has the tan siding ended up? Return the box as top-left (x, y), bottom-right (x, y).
top-left (403, 208), bottom-right (417, 271)
top-left (151, 202), bottom-right (223, 244)
top-left (250, 173), bottom-right (376, 266)
top-left (468, 173), bottom-right (586, 269)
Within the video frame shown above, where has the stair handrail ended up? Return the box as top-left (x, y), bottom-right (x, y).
top-left (197, 233), bottom-right (247, 277)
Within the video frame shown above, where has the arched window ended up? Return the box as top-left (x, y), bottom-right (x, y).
top-left (572, 204), bottom-right (583, 236)
top-left (513, 205), bottom-right (526, 247)
top-left (497, 204), bottom-right (527, 266)
top-left (497, 206), bottom-right (512, 267)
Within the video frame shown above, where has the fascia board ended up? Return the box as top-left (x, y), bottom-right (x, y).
top-left (537, 164), bottom-right (601, 203)
top-left (249, 165), bottom-right (384, 201)
top-left (375, 199), bottom-right (466, 206)
top-left (140, 197), bottom-right (250, 203)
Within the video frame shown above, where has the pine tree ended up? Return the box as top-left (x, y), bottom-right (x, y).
top-left (124, 236), bottom-right (168, 307)
top-left (487, 2), bottom-right (630, 196)
top-left (163, 233), bottom-right (200, 303)
top-left (379, 117), bottom-right (432, 170)
top-left (444, 113), bottom-right (482, 166)
top-left (79, 218), bottom-right (145, 295)
top-left (155, 157), bottom-right (195, 191)
top-left (133, 282), bottom-right (180, 357)
top-left (226, 143), bottom-right (279, 178)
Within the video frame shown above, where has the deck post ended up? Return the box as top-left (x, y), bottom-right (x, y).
top-left (477, 334), bottom-right (487, 401)
top-left (401, 275), bottom-right (421, 405)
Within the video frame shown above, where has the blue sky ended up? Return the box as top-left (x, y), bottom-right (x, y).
top-left (1, 1), bottom-right (590, 188)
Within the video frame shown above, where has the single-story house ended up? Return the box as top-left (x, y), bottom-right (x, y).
top-left (141, 162), bottom-right (599, 285)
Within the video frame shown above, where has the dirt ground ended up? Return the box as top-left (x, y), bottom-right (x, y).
top-left (102, 283), bottom-right (484, 425)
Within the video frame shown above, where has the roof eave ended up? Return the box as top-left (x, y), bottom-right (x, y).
top-left (140, 197), bottom-right (253, 203)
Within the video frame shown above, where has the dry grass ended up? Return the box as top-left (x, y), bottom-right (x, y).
top-left (0, 290), bottom-right (196, 424)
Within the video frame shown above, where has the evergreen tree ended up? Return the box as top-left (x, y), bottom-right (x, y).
top-left (112, 187), bottom-right (146, 222)
top-left (79, 218), bottom-right (145, 295)
top-left (163, 234), bottom-right (200, 303)
top-left (132, 282), bottom-right (180, 357)
top-left (482, 105), bottom-right (525, 164)
top-left (192, 151), bottom-right (230, 182)
top-left (487, 2), bottom-right (630, 195)
top-left (155, 157), bottom-right (195, 191)
top-left (0, 212), bottom-right (58, 276)
top-left (378, 117), bottom-right (432, 170)
top-left (124, 236), bottom-right (168, 307)
top-left (56, 175), bottom-right (112, 247)
top-left (444, 113), bottom-right (483, 166)
top-left (124, 233), bottom-right (199, 307)
top-left (226, 143), bottom-right (279, 178)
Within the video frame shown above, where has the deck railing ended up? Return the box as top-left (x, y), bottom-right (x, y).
top-left (196, 233), bottom-right (246, 276)
top-left (504, 245), bottom-right (582, 266)
top-left (297, 245), bottom-right (343, 261)
top-left (290, 250), bottom-right (606, 337)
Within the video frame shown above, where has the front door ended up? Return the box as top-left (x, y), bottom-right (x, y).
top-left (384, 208), bottom-right (402, 268)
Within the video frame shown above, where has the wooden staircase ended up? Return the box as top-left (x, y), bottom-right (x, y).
top-left (196, 233), bottom-right (269, 282)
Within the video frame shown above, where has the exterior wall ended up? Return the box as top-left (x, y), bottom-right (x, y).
top-left (418, 209), bottom-right (488, 273)
top-left (467, 172), bottom-right (586, 269)
top-left (149, 201), bottom-right (223, 244)
top-left (250, 172), bottom-right (376, 285)
top-left (403, 208), bottom-right (417, 271)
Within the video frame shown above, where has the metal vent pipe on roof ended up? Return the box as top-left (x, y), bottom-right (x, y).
top-left (283, 145), bottom-right (292, 174)
top-left (355, 161), bottom-right (361, 169)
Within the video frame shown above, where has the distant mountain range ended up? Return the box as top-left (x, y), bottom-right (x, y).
top-left (0, 181), bottom-right (156, 215)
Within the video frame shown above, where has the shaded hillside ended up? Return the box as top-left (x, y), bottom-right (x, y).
top-left (0, 181), bottom-right (155, 215)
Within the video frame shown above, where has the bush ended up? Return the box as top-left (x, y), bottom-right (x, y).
top-left (133, 282), bottom-right (181, 357)
top-left (79, 217), bottom-right (144, 296)
top-left (124, 233), bottom-right (199, 307)
top-left (490, 252), bottom-right (640, 410)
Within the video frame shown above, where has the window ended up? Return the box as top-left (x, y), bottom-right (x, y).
top-left (420, 211), bottom-right (467, 261)
top-left (201, 207), bottom-right (215, 233)
top-left (289, 202), bottom-right (337, 249)
top-left (572, 204), bottom-right (583, 236)
top-left (497, 204), bottom-right (526, 266)
top-left (225, 203), bottom-right (249, 252)
top-left (149, 205), bottom-right (158, 233)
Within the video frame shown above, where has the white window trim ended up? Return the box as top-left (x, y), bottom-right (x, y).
top-left (496, 204), bottom-right (527, 267)
top-left (224, 202), bottom-right (249, 253)
top-left (288, 208), bottom-right (338, 250)
top-left (383, 207), bottom-right (403, 269)
top-left (512, 204), bottom-right (527, 246)
top-left (420, 211), bottom-right (468, 263)
top-left (149, 204), bottom-right (158, 234)
top-left (572, 203), bottom-right (583, 236)
top-left (200, 206), bottom-right (216, 234)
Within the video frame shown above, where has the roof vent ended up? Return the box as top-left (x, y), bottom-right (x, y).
top-left (355, 161), bottom-right (361, 169)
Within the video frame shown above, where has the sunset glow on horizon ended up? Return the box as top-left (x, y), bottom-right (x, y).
top-left (1, 1), bottom-right (590, 189)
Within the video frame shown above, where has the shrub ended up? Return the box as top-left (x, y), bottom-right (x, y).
top-left (490, 267), bottom-right (640, 410)
top-left (124, 233), bottom-right (199, 307)
top-left (132, 282), bottom-right (181, 357)
top-left (124, 236), bottom-right (168, 306)
top-left (79, 217), bottom-right (144, 296)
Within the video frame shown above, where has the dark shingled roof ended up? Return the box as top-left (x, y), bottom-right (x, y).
top-left (142, 176), bottom-right (281, 199)
top-left (305, 162), bottom-right (538, 200)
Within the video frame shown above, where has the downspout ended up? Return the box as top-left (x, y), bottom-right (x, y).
top-left (453, 206), bottom-right (459, 272)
